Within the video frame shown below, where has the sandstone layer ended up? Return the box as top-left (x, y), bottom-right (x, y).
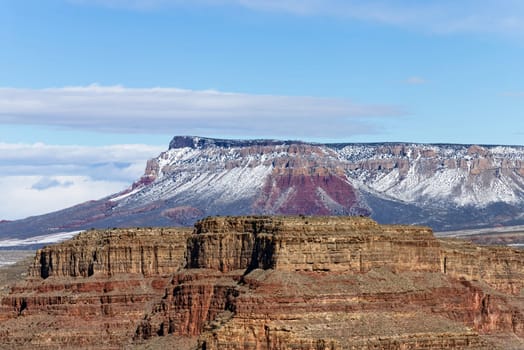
top-left (1, 216), bottom-right (523, 349)
top-left (0, 227), bottom-right (192, 348)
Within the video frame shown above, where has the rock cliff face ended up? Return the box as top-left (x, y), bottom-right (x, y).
top-left (0, 227), bottom-right (192, 348)
top-left (31, 228), bottom-right (192, 278)
top-left (188, 216), bottom-right (440, 273)
top-left (439, 239), bottom-right (524, 294)
top-left (1, 216), bottom-right (523, 349)
top-left (3, 136), bottom-right (524, 242)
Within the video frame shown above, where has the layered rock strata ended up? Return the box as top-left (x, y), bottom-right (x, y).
top-left (439, 238), bottom-right (524, 294)
top-left (1, 216), bottom-right (523, 349)
top-left (31, 228), bottom-right (192, 278)
top-left (0, 227), bottom-right (192, 348)
top-left (188, 216), bottom-right (440, 273)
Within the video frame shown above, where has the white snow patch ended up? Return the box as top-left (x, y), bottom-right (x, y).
top-left (109, 187), bottom-right (143, 202)
top-left (0, 231), bottom-right (83, 248)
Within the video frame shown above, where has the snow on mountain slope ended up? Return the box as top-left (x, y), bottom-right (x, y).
top-left (113, 146), bottom-right (271, 209)
top-left (112, 138), bottom-right (524, 222)
top-left (2, 136), bottom-right (524, 239)
top-left (341, 143), bottom-right (524, 207)
top-left (97, 137), bottom-right (370, 226)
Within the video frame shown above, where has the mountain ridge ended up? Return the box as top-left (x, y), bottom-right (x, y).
top-left (169, 135), bottom-right (524, 149)
top-left (2, 135), bottom-right (524, 241)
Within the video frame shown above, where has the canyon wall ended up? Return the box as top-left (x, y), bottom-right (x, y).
top-left (189, 216), bottom-right (440, 273)
top-left (1, 216), bottom-right (523, 349)
top-left (0, 227), bottom-right (192, 349)
top-left (440, 238), bottom-right (524, 294)
top-left (30, 227), bottom-right (192, 278)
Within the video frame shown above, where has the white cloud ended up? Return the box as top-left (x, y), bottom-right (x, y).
top-left (0, 85), bottom-right (404, 138)
top-left (0, 142), bottom-right (164, 220)
top-left (68, 0), bottom-right (524, 36)
top-left (0, 176), bottom-right (129, 220)
top-left (31, 177), bottom-right (74, 190)
top-left (0, 142), bottom-right (164, 180)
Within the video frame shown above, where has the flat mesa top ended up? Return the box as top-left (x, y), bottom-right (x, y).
top-left (195, 215), bottom-right (433, 237)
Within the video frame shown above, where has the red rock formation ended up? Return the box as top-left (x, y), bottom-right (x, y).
top-left (189, 216), bottom-right (440, 273)
top-left (161, 206), bottom-right (203, 222)
top-left (440, 239), bottom-right (524, 295)
top-left (253, 169), bottom-right (365, 216)
top-left (31, 227), bottom-right (192, 278)
top-left (1, 216), bottom-right (523, 349)
top-left (139, 217), bottom-right (523, 349)
top-left (0, 227), bottom-right (191, 348)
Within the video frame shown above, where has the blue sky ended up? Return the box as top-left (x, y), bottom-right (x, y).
top-left (1, 0), bottom-right (524, 219)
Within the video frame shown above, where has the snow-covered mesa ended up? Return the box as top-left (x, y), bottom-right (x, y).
top-left (340, 143), bottom-right (524, 207)
top-left (120, 139), bottom-right (524, 211)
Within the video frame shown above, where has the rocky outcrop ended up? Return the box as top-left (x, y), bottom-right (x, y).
top-left (439, 238), bottom-right (524, 294)
top-left (1, 216), bottom-right (523, 349)
top-left (31, 227), bottom-right (192, 278)
top-left (189, 216), bottom-right (440, 273)
top-left (0, 227), bottom-right (192, 348)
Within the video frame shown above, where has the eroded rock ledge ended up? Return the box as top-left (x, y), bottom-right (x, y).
top-left (189, 216), bottom-right (440, 273)
top-left (1, 216), bottom-right (523, 349)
